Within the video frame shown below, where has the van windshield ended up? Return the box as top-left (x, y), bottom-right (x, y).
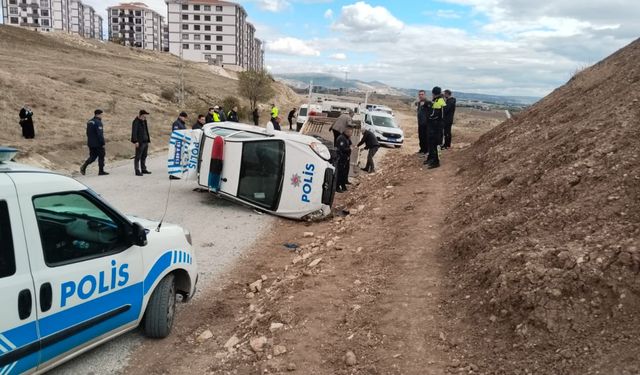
top-left (237, 140), bottom-right (285, 210)
top-left (371, 115), bottom-right (397, 128)
top-left (299, 108), bottom-right (308, 116)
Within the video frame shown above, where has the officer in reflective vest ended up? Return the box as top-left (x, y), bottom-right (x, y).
top-left (271, 103), bottom-right (279, 120)
top-left (425, 86), bottom-right (446, 169)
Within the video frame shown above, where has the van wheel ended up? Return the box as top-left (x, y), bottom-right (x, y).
top-left (143, 274), bottom-right (176, 338)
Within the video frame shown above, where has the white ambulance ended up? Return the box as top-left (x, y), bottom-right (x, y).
top-left (0, 147), bottom-right (197, 374)
top-left (167, 122), bottom-right (336, 220)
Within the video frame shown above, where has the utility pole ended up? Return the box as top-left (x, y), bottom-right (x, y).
top-left (178, 0), bottom-right (185, 107)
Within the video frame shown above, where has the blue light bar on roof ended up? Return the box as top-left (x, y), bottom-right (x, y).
top-left (0, 147), bottom-right (18, 163)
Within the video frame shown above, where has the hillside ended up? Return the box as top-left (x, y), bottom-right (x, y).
top-left (0, 26), bottom-right (299, 171)
top-left (443, 38), bottom-right (640, 372)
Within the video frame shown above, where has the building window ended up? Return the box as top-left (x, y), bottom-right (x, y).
top-left (216, 35), bottom-right (223, 41)
top-left (194, 15), bottom-right (200, 21)
top-left (182, 33), bottom-right (188, 39)
top-left (10, 17), bottom-right (19, 24)
top-left (204, 35), bottom-right (210, 41)
top-left (182, 14), bottom-right (188, 20)
top-left (135, 26), bottom-right (142, 32)
top-left (193, 5), bottom-right (200, 11)
top-left (42, 19), bottom-right (50, 26)
top-left (217, 54), bottom-right (223, 62)
top-left (182, 43), bottom-right (189, 49)
top-left (194, 44), bottom-right (201, 50)
top-left (135, 10), bottom-right (141, 17)
top-left (216, 45), bottom-right (222, 51)
top-left (194, 25), bottom-right (200, 31)
top-left (216, 26), bottom-right (222, 32)
top-left (216, 16), bottom-right (222, 22)
top-left (40, 0), bottom-right (48, 7)
top-left (182, 24), bottom-right (188, 30)
top-left (204, 54), bottom-right (211, 60)
top-left (135, 18), bottom-right (141, 24)
top-left (204, 5), bottom-right (210, 11)
top-left (9, 0), bottom-right (17, 4)
top-left (216, 6), bottom-right (222, 11)
top-left (181, 4), bottom-right (188, 10)
top-left (204, 25), bottom-right (210, 31)
top-left (41, 9), bottom-right (49, 16)
top-left (205, 45), bottom-right (211, 50)
top-left (193, 34), bottom-right (200, 40)
top-left (112, 25), bottom-right (119, 31)
top-left (111, 9), bottom-right (118, 16)
top-left (9, 7), bottom-right (18, 14)
top-left (111, 17), bottom-right (118, 23)
top-left (204, 15), bottom-right (210, 21)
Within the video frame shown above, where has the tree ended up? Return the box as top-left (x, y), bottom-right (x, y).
top-left (238, 70), bottom-right (275, 111)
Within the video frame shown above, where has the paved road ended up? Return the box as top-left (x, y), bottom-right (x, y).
top-left (50, 154), bottom-right (273, 375)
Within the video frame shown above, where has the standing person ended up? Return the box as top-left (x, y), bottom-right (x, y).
top-left (425, 87), bottom-right (446, 169)
top-left (227, 106), bottom-right (239, 122)
top-left (270, 103), bottom-right (279, 120)
top-left (218, 106), bottom-right (227, 122)
top-left (252, 107), bottom-right (260, 126)
top-left (192, 114), bottom-right (206, 129)
top-left (416, 90), bottom-right (431, 155)
top-left (330, 109), bottom-right (354, 146)
top-left (443, 89), bottom-right (457, 149)
top-left (80, 109), bottom-right (109, 176)
top-left (357, 127), bottom-right (380, 173)
top-left (287, 108), bottom-right (296, 130)
top-left (131, 109), bottom-right (151, 176)
top-left (18, 105), bottom-right (35, 139)
top-left (269, 115), bottom-right (282, 131)
top-left (205, 107), bottom-right (216, 123)
top-left (172, 111), bottom-right (188, 131)
top-left (335, 124), bottom-right (354, 192)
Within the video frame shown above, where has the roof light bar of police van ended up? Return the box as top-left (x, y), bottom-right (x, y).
top-left (0, 147), bottom-right (18, 163)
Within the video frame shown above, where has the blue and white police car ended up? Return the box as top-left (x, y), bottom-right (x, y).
top-left (0, 147), bottom-right (197, 374)
top-left (167, 122), bottom-right (336, 220)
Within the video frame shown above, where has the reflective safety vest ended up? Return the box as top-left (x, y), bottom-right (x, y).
top-left (271, 106), bottom-right (279, 118)
top-left (213, 112), bottom-right (220, 122)
top-left (432, 97), bottom-right (446, 110)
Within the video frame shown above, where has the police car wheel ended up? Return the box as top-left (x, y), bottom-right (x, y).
top-left (143, 274), bottom-right (176, 338)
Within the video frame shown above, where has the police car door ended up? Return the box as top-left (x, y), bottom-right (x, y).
top-left (14, 182), bottom-right (144, 370)
top-left (0, 174), bottom-right (40, 374)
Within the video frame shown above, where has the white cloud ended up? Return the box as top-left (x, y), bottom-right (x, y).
top-left (266, 37), bottom-right (321, 56)
top-left (330, 53), bottom-right (347, 60)
top-left (256, 0), bottom-right (291, 12)
top-left (333, 1), bottom-right (404, 41)
top-left (434, 9), bottom-right (462, 19)
top-left (324, 9), bottom-right (334, 19)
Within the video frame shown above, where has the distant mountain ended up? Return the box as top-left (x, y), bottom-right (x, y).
top-left (274, 73), bottom-right (540, 107)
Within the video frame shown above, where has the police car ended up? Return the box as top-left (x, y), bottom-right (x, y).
top-left (167, 122), bottom-right (336, 220)
top-left (0, 147), bottom-right (197, 374)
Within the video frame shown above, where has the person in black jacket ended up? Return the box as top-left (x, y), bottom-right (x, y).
top-left (131, 109), bottom-right (151, 176)
top-left (287, 108), bottom-right (296, 130)
top-left (336, 125), bottom-right (354, 192)
top-left (205, 107), bottom-right (215, 123)
top-left (252, 108), bottom-right (260, 126)
top-left (18, 105), bottom-right (35, 139)
top-left (172, 112), bottom-right (188, 131)
top-left (192, 114), bottom-right (206, 129)
top-left (425, 87), bottom-right (446, 169)
top-left (442, 89), bottom-right (457, 149)
top-left (416, 90), bottom-right (430, 154)
top-left (227, 106), bottom-right (239, 122)
top-left (80, 109), bottom-right (108, 176)
top-left (357, 128), bottom-right (380, 173)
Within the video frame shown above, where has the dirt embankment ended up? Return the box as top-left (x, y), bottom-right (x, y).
top-left (0, 26), bottom-right (298, 171)
top-left (441, 38), bottom-right (640, 373)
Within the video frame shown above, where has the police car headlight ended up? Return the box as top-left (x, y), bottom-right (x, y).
top-left (310, 142), bottom-right (331, 161)
top-left (184, 229), bottom-right (192, 245)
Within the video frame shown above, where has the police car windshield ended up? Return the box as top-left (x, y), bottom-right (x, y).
top-left (371, 115), bottom-right (397, 128)
top-left (299, 108), bottom-right (308, 116)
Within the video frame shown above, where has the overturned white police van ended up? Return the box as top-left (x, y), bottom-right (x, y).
top-left (167, 122), bottom-right (336, 220)
top-left (0, 147), bottom-right (197, 374)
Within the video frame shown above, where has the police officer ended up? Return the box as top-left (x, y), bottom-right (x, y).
top-left (205, 107), bottom-right (216, 123)
top-left (271, 103), bottom-right (279, 120)
top-left (336, 124), bottom-right (354, 193)
top-left (80, 109), bottom-right (109, 176)
top-left (131, 109), bottom-right (151, 176)
top-left (416, 90), bottom-right (430, 155)
top-left (357, 127), bottom-right (380, 173)
top-left (425, 87), bottom-right (446, 169)
top-left (443, 89), bottom-right (457, 149)
top-left (287, 108), bottom-right (296, 130)
top-left (172, 111), bottom-right (188, 130)
top-left (227, 106), bottom-right (239, 122)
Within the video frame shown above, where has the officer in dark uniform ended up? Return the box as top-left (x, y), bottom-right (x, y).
top-left (416, 90), bottom-right (430, 154)
top-left (80, 109), bottom-right (109, 176)
top-left (131, 109), bottom-right (151, 176)
top-left (425, 87), bottom-right (446, 169)
top-left (336, 124), bottom-right (354, 193)
top-left (443, 89), bottom-right (457, 149)
top-left (227, 106), bottom-right (239, 122)
top-left (357, 127), bottom-right (380, 173)
top-left (18, 105), bottom-right (35, 139)
top-left (172, 111), bottom-right (188, 131)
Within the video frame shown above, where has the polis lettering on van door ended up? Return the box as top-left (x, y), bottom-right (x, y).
top-left (60, 260), bottom-right (130, 307)
top-left (301, 163), bottom-right (315, 203)
top-left (187, 140), bottom-right (200, 170)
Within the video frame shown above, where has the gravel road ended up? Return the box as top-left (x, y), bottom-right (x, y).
top-left (49, 154), bottom-right (273, 375)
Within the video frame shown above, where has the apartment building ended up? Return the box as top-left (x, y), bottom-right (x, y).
top-left (166, 0), bottom-right (264, 71)
top-left (162, 21), bottom-right (169, 52)
top-left (107, 2), bottom-right (164, 51)
top-left (1, 0), bottom-right (102, 40)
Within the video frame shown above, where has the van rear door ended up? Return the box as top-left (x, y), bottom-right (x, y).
top-left (198, 132), bottom-right (242, 195)
top-left (0, 174), bottom-right (40, 374)
top-left (167, 130), bottom-right (202, 181)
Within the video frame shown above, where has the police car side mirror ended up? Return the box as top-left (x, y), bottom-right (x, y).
top-left (131, 222), bottom-right (148, 247)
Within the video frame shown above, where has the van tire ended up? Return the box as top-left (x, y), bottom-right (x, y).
top-left (143, 274), bottom-right (176, 338)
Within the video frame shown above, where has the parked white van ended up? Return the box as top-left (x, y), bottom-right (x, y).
top-left (0, 147), bottom-right (197, 375)
top-left (363, 111), bottom-right (404, 147)
top-left (295, 104), bottom-right (322, 131)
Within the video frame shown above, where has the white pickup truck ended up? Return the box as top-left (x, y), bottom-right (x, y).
top-left (0, 147), bottom-right (197, 375)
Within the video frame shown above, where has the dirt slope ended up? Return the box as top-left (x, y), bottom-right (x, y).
top-left (443, 38), bottom-right (640, 373)
top-left (0, 25), bottom-right (298, 171)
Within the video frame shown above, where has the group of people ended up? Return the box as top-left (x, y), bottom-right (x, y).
top-left (417, 87), bottom-right (456, 169)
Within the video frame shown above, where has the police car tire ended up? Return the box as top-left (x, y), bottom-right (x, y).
top-left (143, 274), bottom-right (176, 338)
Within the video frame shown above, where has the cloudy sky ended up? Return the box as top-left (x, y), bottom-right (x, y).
top-left (3, 1), bottom-right (637, 96)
